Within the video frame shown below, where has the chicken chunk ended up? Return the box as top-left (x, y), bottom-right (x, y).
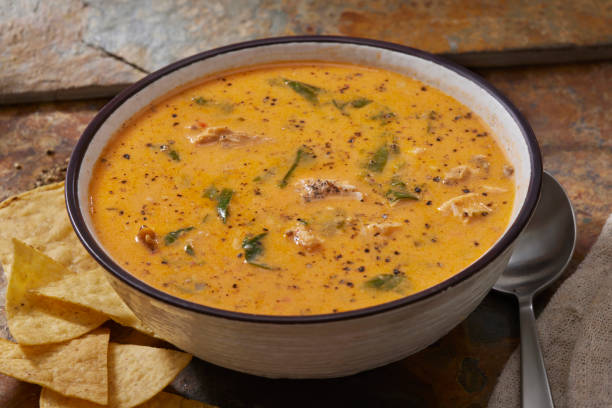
top-left (471, 154), bottom-right (490, 170)
top-left (298, 179), bottom-right (363, 202)
top-left (136, 225), bottom-right (158, 251)
top-left (408, 147), bottom-right (426, 155)
top-left (285, 224), bottom-right (323, 250)
top-left (482, 185), bottom-right (508, 193)
top-left (438, 193), bottom-right (492, 222)
top-left (363, 222), bottom-right (402, 236)
top-left (443, 165), bottom-right (477, 185)
top-left (188, 126), bottom-right (261, 146)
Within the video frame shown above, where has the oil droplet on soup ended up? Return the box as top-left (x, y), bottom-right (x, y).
top-left (90, 62), bottom-right (515, 315)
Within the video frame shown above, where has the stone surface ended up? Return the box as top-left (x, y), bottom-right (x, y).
top-left (481, 62), bottom-right (612, 261)
top-left (0, 61), bottom-right (610, 407)
top-left (0, 99), bottom-right (107, 200)
top-left (0, 0), bottom-right (142, 104)
top-left (1, 0), bottom-right (611, 104)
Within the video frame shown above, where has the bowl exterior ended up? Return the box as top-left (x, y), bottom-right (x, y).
top-left (106, 243), bottom-right (514, 378)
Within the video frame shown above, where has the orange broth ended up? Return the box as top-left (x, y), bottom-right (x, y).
top-left (90, 62), bottom-right (515, 315)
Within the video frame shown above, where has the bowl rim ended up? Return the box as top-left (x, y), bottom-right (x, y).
top-left (66, 35), bottom-right (542, 324)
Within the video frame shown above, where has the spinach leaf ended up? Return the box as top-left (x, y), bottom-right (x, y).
top-left (203, 186), bottom-right (219, 200)
top-left (253, 168), bottom-right (275, 183)
top-left (242, 233), bottom-right (266, 262)
top-left (164, 227), bottom-right (194, 245)
top-left (385, 177), bottom-right (419, 203)
top-left (242, 233), bottom-right (275, 269)
top-left (216, 188), bottom-right (233, 223)
top-left (192, 96), bottom-right (209, 105)
top-left (332, 99), bottom-right (348, 112)
top-left (426, 110), bottom-right (439, 133)
top-left (185, 244), bottom-right (195, 256)
top-left (192, 96), bottom-right (233, 113)
top-left (333, 98), bottom-right (371, 114)
top-left (385, 189), bottom-right (418, 202)
top-left (390, 177), bottom-right (407, 188)
top-left (168, 150), bottom-right (180, 161)
top-left (371, 109), bottom-right (397, 125)
top-left (146, 143), bottom-right (180, 161)
top-left (365, 273), bottom-right (404, 290)
top-left (283, 79), bottom-right (322, 104)
top-left (279, 146), bottom-right (314, 188)
top-left (367, 145), bottom-right (389, 173)
top-left (203, 186), bottom-right (234, 223)
top-left (351, 98), bottom-right (372, 108)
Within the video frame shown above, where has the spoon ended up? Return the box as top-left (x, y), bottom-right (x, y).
top-left (493, 171), bottom-right (576, 407)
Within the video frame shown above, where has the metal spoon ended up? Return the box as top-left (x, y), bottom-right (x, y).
top-left (493, 171), bottom-right (576, 408)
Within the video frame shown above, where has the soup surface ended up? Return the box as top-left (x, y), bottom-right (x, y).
top-left (90, 62), bottom-right (515, 315)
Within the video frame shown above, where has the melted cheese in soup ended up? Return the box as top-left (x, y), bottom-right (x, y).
top-left (90, 62), bottom-right (515, 315)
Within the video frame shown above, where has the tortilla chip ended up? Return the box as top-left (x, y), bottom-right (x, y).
top-left (108, 343), bottom-right (192, 407)
top-left (39, 389), bottom-right (98, 408)
top-left (39, 343), bottom-right (192, 408)
top-left (40, 390), bottom-right (214, 408)
top-left (0, 182), bottom-right (100, 278)
top-left (0, 183), bottom-right (152, 335)
top-left (31, 267), bottom-right (153, 335)
top-left (0, 329), bottom-right (109, 405)
top-left (6, 239), bottom-right (107, 344)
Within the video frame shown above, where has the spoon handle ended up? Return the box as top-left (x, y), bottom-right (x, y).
top-left (518, 295), bottom-right (555, 407)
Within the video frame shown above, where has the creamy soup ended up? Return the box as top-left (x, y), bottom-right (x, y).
top-left (90, 62), bottom-right (515, 315)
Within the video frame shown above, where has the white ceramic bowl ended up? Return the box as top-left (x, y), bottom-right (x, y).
top-left (66, 36), bottom-right (542, 379)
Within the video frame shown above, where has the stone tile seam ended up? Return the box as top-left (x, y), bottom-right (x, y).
top-left (81, 40), bottom-right (150, 75)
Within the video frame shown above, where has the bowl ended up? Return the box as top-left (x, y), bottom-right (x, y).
top-left (66, 36), bottom-right (542, 378)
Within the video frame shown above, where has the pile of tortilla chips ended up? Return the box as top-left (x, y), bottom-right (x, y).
top-left (0, 183), bottom-right (216, 408)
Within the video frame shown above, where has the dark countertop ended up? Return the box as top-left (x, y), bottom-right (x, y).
top-left (0, 2), bottom-right (610, 407)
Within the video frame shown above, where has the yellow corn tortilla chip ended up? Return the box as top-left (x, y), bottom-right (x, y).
top-left (0, 329), bottom-right (109, 405)
top-left (0, 183), bottom-right (152, 335)
top-left (6, 239), bottom-right (107, 344)
top-left (0, 182), bottom-right (99, 278)
top-left (39, 343), bottom-right (192, 408)
top-left (107, 343), bottom-right (192, 407)
top-left (39, 389), bottom-right (98, 408)
top-left (40, 390), bottom-right (214, 408)
top-left (31, 267), bottom-right (153, 335)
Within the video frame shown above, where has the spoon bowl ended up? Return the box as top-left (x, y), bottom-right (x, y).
top-left (493, 171), bottom-right (576, 407)
top-left (494, 171), bottom-right (577, 296)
